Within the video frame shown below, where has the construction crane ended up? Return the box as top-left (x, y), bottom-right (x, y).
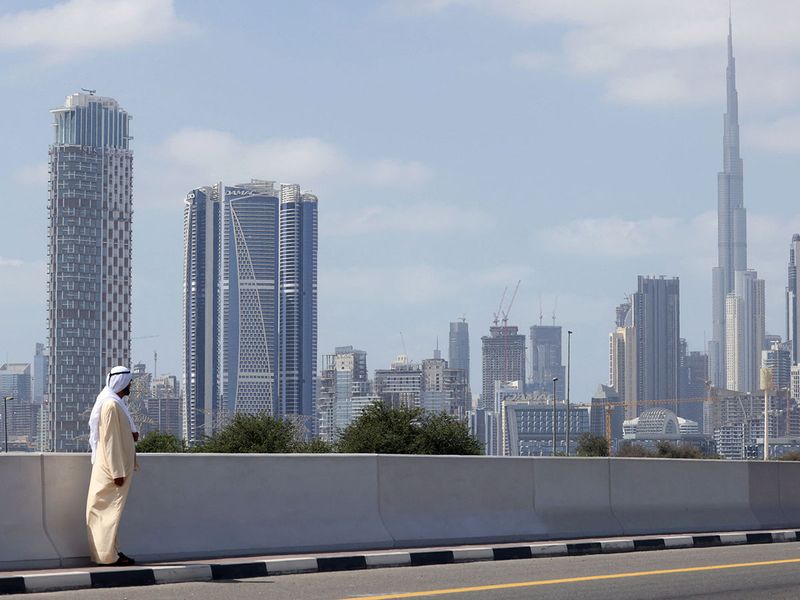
top-left (501, 280), bottom-right (521, 329)
top-left (499, 281), bottom-right (521, 386)
top-left (493, 286), bottom-right (508, 327)
top-left (552, 296), bottom-right (558, 326)
top-left (399, 331), bottom-right (408, 359)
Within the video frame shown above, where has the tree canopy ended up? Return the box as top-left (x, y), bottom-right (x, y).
top-left (136, 430), bottom-right (186, 453)
top-left (193, 412), bottom-right (304, 453)
top-left (575, 432), bottom-right (609, 457)
top-left (616, 441), bottom-right (717, 459)
top-left (337, 402), bottom-right (482, 455)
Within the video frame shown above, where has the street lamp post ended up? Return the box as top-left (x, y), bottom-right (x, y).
top-left (2, 396), bottom-right (12, 453)
top-left (566, 330), bottom-right (572, 456)
top-left (552, 377), bottom-right (559, 456)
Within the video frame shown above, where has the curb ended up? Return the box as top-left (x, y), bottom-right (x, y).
top-left (1, 529), bottom-right (798, 595)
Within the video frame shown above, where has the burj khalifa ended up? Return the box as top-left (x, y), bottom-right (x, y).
top-left (710, 19), bottom-right (764, 392)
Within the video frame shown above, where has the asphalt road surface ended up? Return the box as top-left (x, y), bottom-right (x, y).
top-left (8, 542), bottom-right (800, 599)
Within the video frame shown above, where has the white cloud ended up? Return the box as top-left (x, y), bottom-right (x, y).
top-left (0, 257), bottom-right (24, 267)
top-left (323, 202), bottom-right (491, 236)
top-left (0, 0), bottom-right (194, 62)
top-left (151, 128), bottom-right (431, 195)
top-left (749, 115), bottom-right (800, 153)
top-left (398, 1), bottom-right (800, 111)
top-left (538, 213), bottom-right (716, 264)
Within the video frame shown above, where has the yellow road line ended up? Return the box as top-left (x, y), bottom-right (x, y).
top-left (345, 557), bottom-right (800, 600)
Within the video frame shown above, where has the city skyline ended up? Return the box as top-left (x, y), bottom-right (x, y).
top-left (4, 2), bottom-right (800, 405)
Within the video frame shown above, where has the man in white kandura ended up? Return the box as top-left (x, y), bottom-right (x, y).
top-left (86, 366), bottom-right (139, 566)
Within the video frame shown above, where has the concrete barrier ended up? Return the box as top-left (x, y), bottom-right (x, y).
top-left (40, 454), bottom-right (92, 567)
top-left (533, 458), bottom-right (622, 539)
top-left (777, 461), bottom-right (800, 524)
top-left (3, 453), bottom-right (800, 570)
top-left (121, 454), bottom-right (392, 562)
top-left (610, 459), bottom-right (762, 535)
top-left (377, 455), bottom-right (545, 546)
top-left (0, 455), bottom-right (58, 570)
top-left (748, 461), bottom-right (786, 530)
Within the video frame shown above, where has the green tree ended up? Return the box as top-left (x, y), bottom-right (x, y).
top-left (136, 430), bottom-right (186, 453)
top-left (654, 441), bottom-right (713, 459)
top-left (412, 411), bottom-right (483, 455)
top-left (576, 432), bottom-right (609, 457)
top-left (616, 441), bottom-right (717, 459)
top-left (193, 412), bottom-right (303, 453)
top-left (337, 402), bottom-right (482, 455)
top-left (615, 443), bottom-right (654, 457)
top-left (337, 403), bottom-right (422, 454)
top-left (298, 438), bottom-right (335, 453)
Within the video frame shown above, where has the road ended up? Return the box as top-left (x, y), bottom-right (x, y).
top-left (8, 542), bottom-right (800, 599)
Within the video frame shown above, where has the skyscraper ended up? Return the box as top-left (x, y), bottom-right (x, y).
top-left (679, 340), bottom-right (708, 428)
top-left (710, 19), bottom-right (748, 388)
top-left (786, 234), bottom-right (800, 363)
top-left (610, 278), bottom-right (679, 418)
top-left (448, 319), bottom-right (470, 384)
top-left (221, 181), bottom-right (279, 417)
top-left (182, 184), bottom-right (221, 444)
top-left (182, 180), bottom-right (316, 442)
top-left (530, 324), bottom-right (565, 398)
top-left (317, 346), bottom-right (376, 443)
top-left (480, 325), bottom-right (526, 408)
top-left (47, 92), bottom-right (132, 452)
top-left (633, 276), bottom-right (680, 412)
top-left (279, 185), bottom-right (318, 434)
top-left (33, 343), bottom-right (48, 405)
top-left (725, 270), bottom-right (765, 392)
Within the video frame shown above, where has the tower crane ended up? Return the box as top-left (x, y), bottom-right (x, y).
top-left (493, 286), bottom-right (508, 327)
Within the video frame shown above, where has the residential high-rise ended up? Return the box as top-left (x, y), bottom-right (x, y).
top-left (679, 340), bottom-right (708, 428)
top-left (47, 92), bottom-right (132, 452)
top-left (633, 276), bottom-right (680, 414)
top-left (0, 363), bottom-right (32, 403)
top-left (530, 324), bottom-right (565, 398)
top-left (182, 180), bottom-right (317, 442)
top-left (448, 319), bottom-right (470, 384)
top-left (609, 315), bottom-right (637, 419)
top-left (317, 346), bottom-right (376, 443)
top-left (762, 341), bottom-right (791, 392)
top-left (481, 326), bottom-right (526, 408)
top-left (725, 270), bottom-right (765, 392)
top-left (33, 343), bottom-right (48, 405)
top-left (609, 278), bottom-right (679, 418)
top-left (374, 355), bottom-right (423, 409)
top-left (182, 185), bottom-right (221, 444)
top-left (787, 234), bottom-right (800, 363)
top-left (279, 184), bottom-right (318, 434)
top-left (710, 19), bottom-right (748, 389)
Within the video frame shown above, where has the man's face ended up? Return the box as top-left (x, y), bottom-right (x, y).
top-left (120, 384), bottom-right (131, 398)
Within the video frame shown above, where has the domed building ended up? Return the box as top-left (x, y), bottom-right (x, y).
top-left (622, 408), bottom-right (699, 441)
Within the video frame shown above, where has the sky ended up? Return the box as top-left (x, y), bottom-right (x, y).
top-left (1, 0), bottom-right (800, 404)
